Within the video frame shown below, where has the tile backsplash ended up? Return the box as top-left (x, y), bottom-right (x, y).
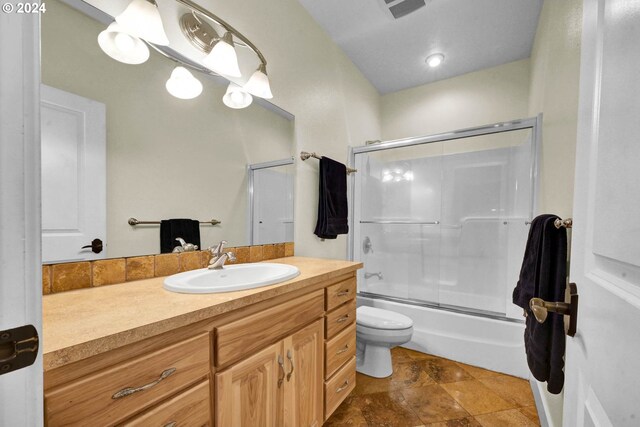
top-left (42, 242), bottom-right (294, 295)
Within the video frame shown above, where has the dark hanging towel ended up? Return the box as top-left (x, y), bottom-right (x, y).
top-left (314, 157), bottom-right (349, 239)
top-left (513, 214), bottom-right (567, 394)
top-left (160, 219), bottom-right (201, 253)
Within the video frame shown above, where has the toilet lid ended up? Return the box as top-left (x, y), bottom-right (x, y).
top-left (356, 306), bottom-right (413, 330)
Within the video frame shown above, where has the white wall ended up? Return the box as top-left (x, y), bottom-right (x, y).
top-left (200, 0), bottom-right (382, 259)
top-left (526, 0), bottom-right (583, 425)
top-left (528, 0), bottom-right (583, 219)
top-left (381, 59), bottom-right (531, 140)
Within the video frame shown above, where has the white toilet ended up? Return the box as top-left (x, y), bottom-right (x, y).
top-left (355, 306), bottom-right (414, 378)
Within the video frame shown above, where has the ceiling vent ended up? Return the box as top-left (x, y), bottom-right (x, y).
top-left (383, 0), bottom-right (426, 19)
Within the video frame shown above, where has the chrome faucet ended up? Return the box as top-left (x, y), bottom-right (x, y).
top-left (207, 240), bottom-right (236, 270)
top-left (364, 271), bottom-right (383, 280)
top-left (172, 237), bottom-right (198, 253)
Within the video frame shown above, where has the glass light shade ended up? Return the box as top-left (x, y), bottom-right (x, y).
top-left (116, 0), bottom-right (169, 46)
top-left (426, 53), bottom-right (445, 68)
top-left (98, 22), bottom-right (150, 64)
top-left (244, 64), bottom-right (273, 99)
top-left (165, 66), bottom-right (203, 99)
top-left (222, 83), bottom-right (253, 109)
top-left (202, 33), bottom-right (241, 78)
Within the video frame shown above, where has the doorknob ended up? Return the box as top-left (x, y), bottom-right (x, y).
top-left (81, 238), bottom-right (103, 254)
top-left (0, 325), bottom-right (39, 376)
top-left (529, 283), bottom-right (578, 337)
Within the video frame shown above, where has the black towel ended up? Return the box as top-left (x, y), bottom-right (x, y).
top-left (513, 214), bottom-right (567, 394)
top-left (160, 219), bottom-right (201, 253)
top-left (314, 157), bottom-right (349, 239)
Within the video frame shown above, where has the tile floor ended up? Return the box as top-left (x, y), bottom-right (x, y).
top-left (325, 347), bottom-right (540, 427)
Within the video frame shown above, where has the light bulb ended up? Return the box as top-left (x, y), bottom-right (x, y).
top-left (426, 53), bottom-right (445, 68)
top-left (222, 82), bottom-right (253, 109)
top-left (244, 63), bottom-right (273, 99)
top-left (165, 66), bottom-right (203, 99)
top-left (98, 22), bottom-right (149, 64)
top-left (116, 0), bottom-right (169, 46)
top-left (202, 32), bottom-right (241, 77)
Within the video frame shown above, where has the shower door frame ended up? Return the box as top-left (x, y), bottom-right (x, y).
top-left (347, 115), bottom-right (542, 320)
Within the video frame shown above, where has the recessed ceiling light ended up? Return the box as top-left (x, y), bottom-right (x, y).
top-left (426, 53), bottom-right (445, 68)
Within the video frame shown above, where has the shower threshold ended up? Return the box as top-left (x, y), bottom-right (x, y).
top-left (358, 292), bottom-right (524, 324)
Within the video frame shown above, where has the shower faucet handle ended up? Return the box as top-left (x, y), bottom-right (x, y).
top-left (363, 236), bottom-right (373, 254)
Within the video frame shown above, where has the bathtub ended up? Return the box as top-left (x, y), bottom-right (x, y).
top-left (357, 295), bottom-right (528, 378)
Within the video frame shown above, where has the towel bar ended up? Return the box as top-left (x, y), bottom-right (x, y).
top-left (529, 282), bottom-right (578, 337)
top-left (300, 151), bottom-right (357, 174)
top-left (128, 217), bottom-right (221, 226)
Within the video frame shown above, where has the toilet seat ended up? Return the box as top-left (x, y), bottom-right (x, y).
top-left (356, 306), bottom-right (413, 330)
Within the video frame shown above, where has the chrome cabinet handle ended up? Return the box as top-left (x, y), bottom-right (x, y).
top-left (336, 380), bottom-right (350, 393)
top-left (337, 290), bottom-right (350, 297)
top-left (163, 422), bottom-right (177, 427)
top-left (286, 349), bottom-right (294, 381)
top-left (278, 355), bottom-right (285, 388)
top-left (335, 345), bottom-right (349, 355)
top-left (336, 315), bottom-right (350, 323)
top-left (112, 367), bottom-right (176, 399)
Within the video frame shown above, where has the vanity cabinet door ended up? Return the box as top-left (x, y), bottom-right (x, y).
top-left (215, 341), bottom-right (284, 427)
top-left (283, 319), bottom-right (324, 427)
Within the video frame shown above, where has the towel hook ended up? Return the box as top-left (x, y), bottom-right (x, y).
top-left (529, 283), bottom-right (579, 337)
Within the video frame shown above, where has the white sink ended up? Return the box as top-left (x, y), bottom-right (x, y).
top-left (163, 263), bottom-right (300, 294)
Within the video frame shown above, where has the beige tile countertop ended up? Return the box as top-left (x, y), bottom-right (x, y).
top-left (43, 256), bottom-right (362, 371)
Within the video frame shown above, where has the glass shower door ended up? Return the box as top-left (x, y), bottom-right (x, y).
top-left (353, 141), bottom-right (444, 305)
top-left (438, 129), bottom-right (534, 316)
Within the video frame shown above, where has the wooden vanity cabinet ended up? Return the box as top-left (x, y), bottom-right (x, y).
top-left (43, 270), bottom-right (358, 427)
top-left (216, 320), bottom-right (323, 427)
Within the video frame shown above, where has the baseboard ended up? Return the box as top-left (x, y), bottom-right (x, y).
top-left (529, 377), bottom-right (564, 427)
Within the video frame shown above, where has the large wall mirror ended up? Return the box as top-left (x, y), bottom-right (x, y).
top-left (41, 0), bottom-right (295, 263)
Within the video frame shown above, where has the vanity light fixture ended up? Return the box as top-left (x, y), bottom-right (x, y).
top-left (244, 63), bottom-right (273, 99)
top-left (97, 22), bottom-right (150, 64)
top-left (97, 0), bottom-right (273, 107)
top-left (426, 53), bottom-right (445, 68)
top-left (166, 66), bottom-right (203, 99)
top-left (115, 0), bottom-right (169, 46)
top-left (223, 82), bottom-right (253, 109)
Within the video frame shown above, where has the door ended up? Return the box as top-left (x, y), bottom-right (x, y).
top-left (0, 10), bottom-right (43, 427)
top-left (216, 341), bottom-right (284, 427)
top-left (40, 85), bottom-right (106, 263)
top-left (283, 319), bottom-right (323, 427)
top-left (563, 0), bottom-right (640, 425)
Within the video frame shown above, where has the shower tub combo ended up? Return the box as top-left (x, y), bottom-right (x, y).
top-left (349, 116), bottom-right (541, 378)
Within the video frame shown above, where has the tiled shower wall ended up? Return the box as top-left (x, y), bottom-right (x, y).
top-left (42, 242), bottom-right (294, 295)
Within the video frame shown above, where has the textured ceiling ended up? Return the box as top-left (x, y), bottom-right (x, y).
top-left (297, 0), bottom-right (543, 94)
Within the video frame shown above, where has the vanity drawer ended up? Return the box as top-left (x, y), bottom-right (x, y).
top-left (325, 323), bottom-right (356, 379)
top-left (216, 289), bottom-right (324, 367)
top-left (45, 333), bottom-right (210, 427)
top-left (325, 276), bottom-right (356, 311)
top-left (325, 298), bottom-right (356, 339)
top-left (324, 357), bottom-right (356, 421)
top-left (121, 380), bottom-right (211, 427)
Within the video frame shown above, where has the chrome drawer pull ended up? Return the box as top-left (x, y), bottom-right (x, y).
top-left (112, 367), bottom-right (176, 399)
top-left (278, 355), bottom-right (285, 388)
top-left (336, 380), bottom-right (350, 393)
top-left (335, 345), bottom-right (349, 355)
top-left (163, 422), bottom-right (177, 427)
top-left (336, 315), bottom-right (350, 323)
top-left (337, 290), bottom-right (350, 297)
top-left (286, 349), bottom-right (294, 381)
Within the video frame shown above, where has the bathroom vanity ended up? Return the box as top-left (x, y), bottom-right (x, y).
top-left (42, 257), bottom-right (361, 426)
